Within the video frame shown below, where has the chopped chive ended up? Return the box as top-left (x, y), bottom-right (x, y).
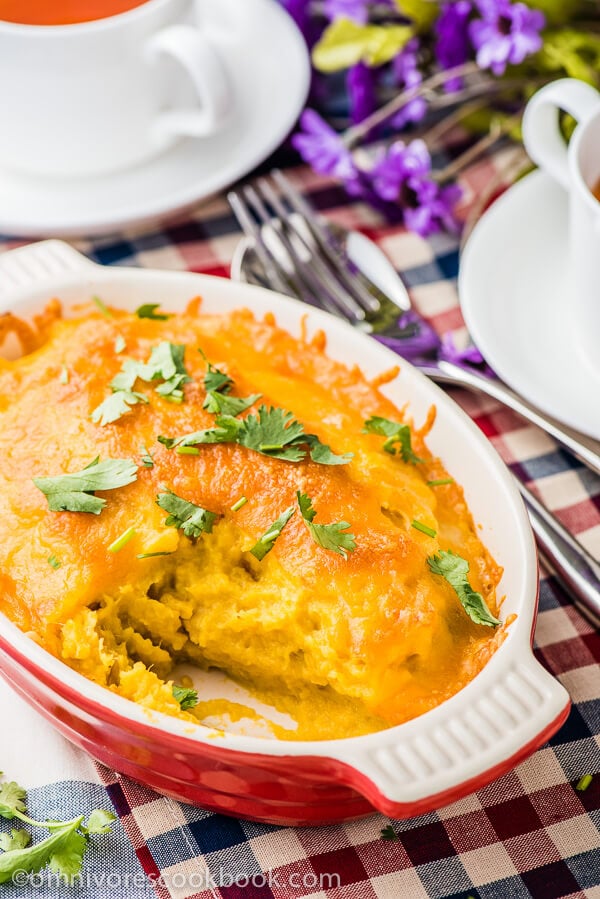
top-left (411, 520), bottom-right (437, 538)
top-left (92, 295), bottom-right (112, 318)
top-left (231, 496), bottom-right (248, 512)
top-left (47, 554), bottom-right (61, 570)
top-left (176, 446), bottom-right (200, 455)
top-left (136, 551), bottom-right (175, 559)
top-left (114, 335), bottom-right (126, 354)
top-left (108, 526), bottom-right (136, 553)
top-left (575, 774), bottom-right (593, 792)
top-left (59, 365), bottom-right (69, 385)
top-left (426, 478), bottom-right (454, 487)
top-left (259, 444), bottom-right (283, 452)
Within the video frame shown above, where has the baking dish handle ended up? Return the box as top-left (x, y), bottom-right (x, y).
top-left (0, 241), bottom-right (97, 300)
top-left (329, 656), bottom-right (570, 818)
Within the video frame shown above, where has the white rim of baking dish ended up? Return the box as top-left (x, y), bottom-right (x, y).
top-left (0, 240), bottom-right (570, 807)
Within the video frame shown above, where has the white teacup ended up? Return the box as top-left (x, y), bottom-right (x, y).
top-left (523, 78), bottom-right (600, 379)
top-left (0, 0), bottom-right (233, 178)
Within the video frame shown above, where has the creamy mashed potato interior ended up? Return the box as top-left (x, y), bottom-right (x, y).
top-left (0, 301), bottom-right (505, 740)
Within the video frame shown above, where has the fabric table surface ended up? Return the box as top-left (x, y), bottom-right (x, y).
top-left (0, 150), bottom-right (599, 899)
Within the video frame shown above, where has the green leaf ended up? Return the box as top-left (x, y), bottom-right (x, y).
top-left (140, 445), bottom-right (154, 468)
top-left (427, 550), bottom-right (500, 627)
top-left (0, 818), bottom-right (83, 884)
top-left (198, 350), bottom-right (233, 394)
top-left (380, 824), bottom-right (400, 841)
top-left (249, 506), bottom-right (295, 560)
top-left (304, 435), bottom-right (353, 466)
top-left (523, 0), bottom-right (582, 27)
top-left (394, 0), bottom-right (439, 29)
top-left (92, 296), bottom-right (112, 319)
top-left (297, 492), bottom-right (356, 559)
top-left (363, 415), bottom-right (423, 463)
top-left (157, 491), bottom-right (218, 538)
top-left (81, 810), bottom-right (116, 836)
top-left (33, 458), bottom-right (138, 515)
top-left (203, 390), bottom-right (262, 417)
top-left (91, 390), bottom-right (148, 426)
top-left (114, 335), bottom-right (126, 354)
top-left (313, 19), bottom-right (412, 72)
top-left (47, 830), bottom-right (87, 879)
top-left (135, 303), bottom-right (170, 321)
top-left (0, 829), bottom-right (30, 852)
top-left (0, 782), bottom-right (27, 820)
top-left (172, 685), bottom-right (199, 710)
top-left (47, 554), bottom-right (61, 570)
top-left (238, 406), bottom-right (306, 460)
top-left (535, 29), bottom-right (600, 85)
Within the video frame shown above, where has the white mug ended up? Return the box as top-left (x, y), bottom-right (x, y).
top-left (0, 0), bottom-right (233, 178)
top-left (523, 78), bottom-right (600, 379)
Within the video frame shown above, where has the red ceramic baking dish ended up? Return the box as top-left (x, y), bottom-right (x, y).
top-left (0, 240), bottom-right (570, 826)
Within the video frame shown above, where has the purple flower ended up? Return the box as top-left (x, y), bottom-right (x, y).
top-left (391, 39), bottom-right (427, 128)
top-left (292, 109), bottom-right (361, 193)
top-left (439, 332), bottom-right (495, 375)
top-left (370, 140), bottom-right (462, 236)
top-left (322, 0), bottom-right (369, 24)
top-left (376, 310), bottom-right (441, 359)
top-left (469, 0), bottom-right (545, 76)
top-left (435, 1), bottom-right (473, 91)
top-left (347, 62), bottom-right (377, 126)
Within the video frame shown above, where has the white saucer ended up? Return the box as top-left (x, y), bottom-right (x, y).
top-left (0, 2), bottom-right (309, 237)
top-left (459, 169), bottom-right (600, 440)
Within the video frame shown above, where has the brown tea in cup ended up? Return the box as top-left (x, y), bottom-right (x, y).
top-left (0, 0), bottom-right (148, 25)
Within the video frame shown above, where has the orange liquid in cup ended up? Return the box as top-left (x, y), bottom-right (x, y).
top-left (0, 0), bottom-right (149, 25)
top-left (592, 178), bottom-right (600, 203)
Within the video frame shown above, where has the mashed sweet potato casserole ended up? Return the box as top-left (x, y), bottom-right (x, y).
top-left (0, 299), bottom-right (505, 740)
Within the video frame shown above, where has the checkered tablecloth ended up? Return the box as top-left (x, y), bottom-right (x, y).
top-left (0, 149), bottom-right (599, 899)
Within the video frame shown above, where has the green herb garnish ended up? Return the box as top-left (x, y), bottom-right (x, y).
top-left (59, 366), bottom-right (69, 385)
top-left (33, 458), bottom-right (138, 515)
top-left (140, 445), bottom-right (154, 468)
top-left (363, 415), bottom-right (423, 463)
top-left (107, 526), bottom-right (136, 554)
top-left (575, 774), bottom-right (593, 792)
top-left (160, 405), bottom-right (352, 466)
top-left (135, 303), bottom-right (170, 321)
top-left (203, 391), bottom-right (262, 417)
top-left (411, 520), bottom-right (437, 538)
top-left (231, 496), bottom-right (248, 512)
top-left (0, 777), bottom-right (115, 885)
top-left (249, 506), bottom-right (295, 560)
top-left (92, 295), bottom-right (112, 318)
top-left (114, 335), bottom-right (126, 354)
top-left (47, 555), bottom-right (61, 570)
top-left (91, 390), bottom-right (149, 426)
top-left (380, 825), bottom-right (400, 841)
top-left (427, 550), bottom-right (500, 627)
top-left (157, 490), bottom-right (218, 538)
top-left (427, 478), bottom-right (454, 487)
top-left (136, 551), bottom-right (175, 559)
top-left (199, 350), bottom-right (233, 394)
top-left (172, 684), bottom-right (199, 710)
top-left (175, 446), bottom-right (200, 455)
top-left (297, 492), bottom-right (356, 558)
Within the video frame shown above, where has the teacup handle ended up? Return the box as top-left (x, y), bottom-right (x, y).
top-left (145, 24), bottom-right (232, 141)
top-left (522, 78), bottom-right (600, 190)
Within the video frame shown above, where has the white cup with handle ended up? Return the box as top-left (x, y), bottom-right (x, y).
top-left (0, 0), bottom-right (233, 179)
top-left (522, 77), bottom-right (600, 380)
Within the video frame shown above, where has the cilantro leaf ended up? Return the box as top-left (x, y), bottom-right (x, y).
top-left (250, 506), bottom-right (295, 560)
top-left (363, 416), bottom-right (423, 463)
top-left (303, 434), bottom-right (353, 466)
top-left (157, 491), bottom-right (218, 538)
top-left (297, 492), bottom-right (356, 559)
top-left (48, 830), bottom-right (87, 879)
top-left (0, 782), bottom-right (27, 820)
top-left (0, 818), bottom-right (83, 884)
top-left (203, 390), bottom-right (262, 417)
top-left (135, 303), bottom-right (170, 321)
top-left (33, 459), bottom-right (138, 515)
top-left (238, 406), bottom-right (306, 460)
top-left (199, 350), bottom-right (233, 393)
top-left (158, 417), bottom-right (243, 450)
top-left (172, 684), bottom-right (199, 710)
top-left (47, 554), bottom-right (61, 570)
top-left (81, 809), bottom-right (116, 836)
top-left (0, 829), bottom-right (30, 851)
top-left (427, 550), bottom-right (500, 627)
top-left (91, 390), bottom-right (148, 426)
top-left (140, 445), bottom-right (154, 468)
top-left (114, 335), bottom-right (126, 354)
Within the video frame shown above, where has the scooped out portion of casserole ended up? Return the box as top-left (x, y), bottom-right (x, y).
top-left (0, 300), bottom-right (506, 740)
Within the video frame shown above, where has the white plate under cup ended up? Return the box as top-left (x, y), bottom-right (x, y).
top-left (0, 0), bottom-right (234, 179)
top-left (523, 78), bottom-right (600, 382)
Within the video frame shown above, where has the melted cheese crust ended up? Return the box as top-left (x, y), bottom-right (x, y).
top-left (0, 302), bottom-right (504, 739)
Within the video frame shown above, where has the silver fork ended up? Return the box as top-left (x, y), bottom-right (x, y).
top-left (227, 171), bottom-right (600, 625)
